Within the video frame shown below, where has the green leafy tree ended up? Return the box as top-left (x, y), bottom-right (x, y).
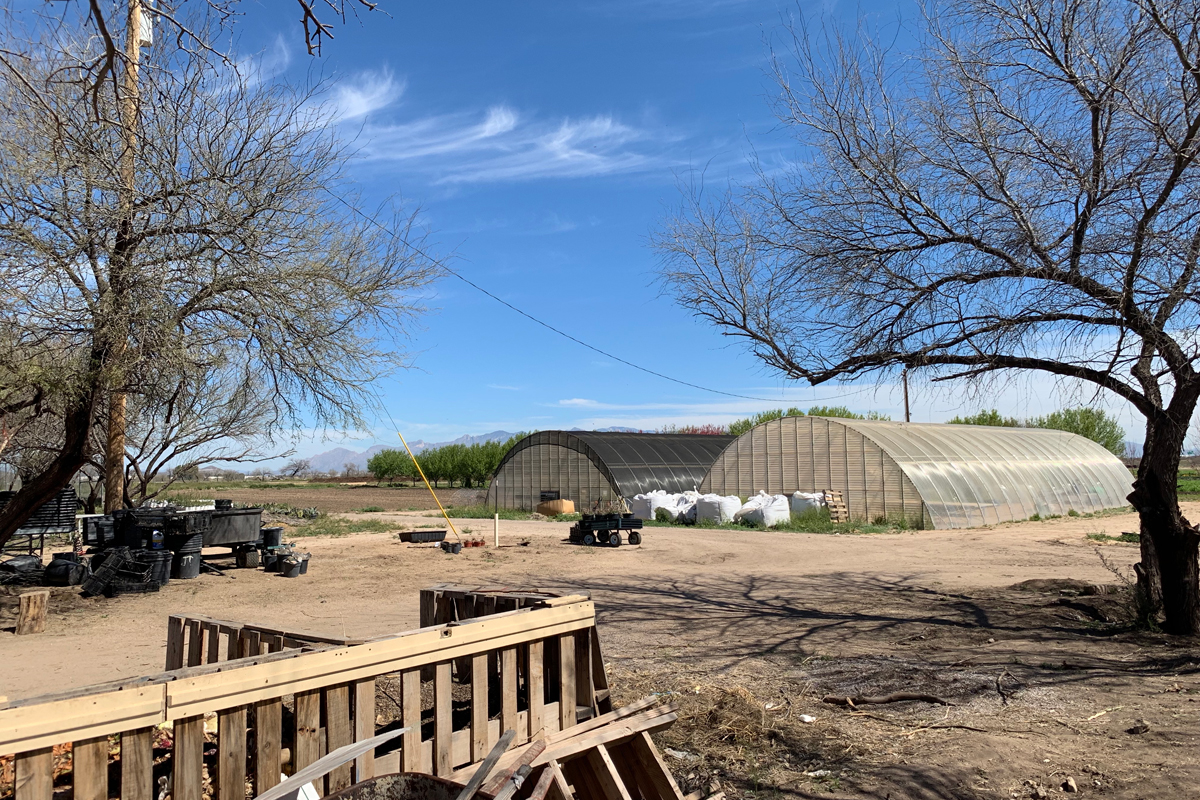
top-left (728, 408), bottom-right (805, 436)
top-left (367, 449), bottom-right (413, 482)
top-left (948, 410), bottom-right (1021, 427)
top-left (1029, 408), bottom-right (1126, 457)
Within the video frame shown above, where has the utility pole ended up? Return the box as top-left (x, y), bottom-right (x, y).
top-left (902, 368), bottom-right (911, 423)
top-left (103, 0), bottom-right (149, 512)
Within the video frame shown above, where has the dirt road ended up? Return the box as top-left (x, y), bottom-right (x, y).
top-left (2, 507), bottom-right (1197, 799)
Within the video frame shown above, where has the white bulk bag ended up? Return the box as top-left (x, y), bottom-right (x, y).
top-left (630, 490), bottom-right (681, 521)
top-left (629, 493), bottom-right (655, 521)
top-left (790, 491), bottom-right (826, 514)
top-left (674, 490), bottom-right (703, 524)
top-left (734, 491), bottom-right (791, 527)
top-left (696, 493), bottom-right (742, 524)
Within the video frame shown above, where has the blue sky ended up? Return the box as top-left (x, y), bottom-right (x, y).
top-left (227, 0), bottom-right (1148, 456)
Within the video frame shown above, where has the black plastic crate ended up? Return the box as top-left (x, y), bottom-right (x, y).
top-left (398, 529), bottom-right (447, 543)
top-left (105, 579), bottom-right (161, 597)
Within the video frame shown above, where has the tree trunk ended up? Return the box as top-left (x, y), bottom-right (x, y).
top-left (1130, 397), bottom-right (1200, 635)
top-left (0, 389), bottom-right (99, 550)
top-left (104, 392), bottom-right (126, 512)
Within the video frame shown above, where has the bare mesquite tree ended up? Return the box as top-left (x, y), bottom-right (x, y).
top-left (0, 22), bottom-right (440, 548)
top-left (656, 0), bottom-right (1200, 633)
top-left (114, 366), bottom-right (284, 505)
top-left (23, 1), bottom-right (390, 510)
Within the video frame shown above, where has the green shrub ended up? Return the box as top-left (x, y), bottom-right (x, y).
top-left (435, 505), bottom-right (532, 520)
top-left (654, 507), bottom-right (675, 523)
top-left (1087, 531), bottom-right (1139, 544)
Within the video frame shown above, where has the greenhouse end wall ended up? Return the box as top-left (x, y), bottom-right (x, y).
top-left (485, 441), bottom-right (617, 512)
top-left (699, 416), bottom-right (925, 525)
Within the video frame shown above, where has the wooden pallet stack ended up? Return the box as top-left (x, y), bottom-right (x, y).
top-left (0, 589), bottom-right (707, 800)
top-left (824, 490), bottom-right (849, 523)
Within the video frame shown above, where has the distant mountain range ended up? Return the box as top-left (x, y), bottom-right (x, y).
top-left (305, 427), bottom-right (639, 474)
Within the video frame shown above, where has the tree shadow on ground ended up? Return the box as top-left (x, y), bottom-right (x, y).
top-left (566, 571), bottom-right (1200, 695)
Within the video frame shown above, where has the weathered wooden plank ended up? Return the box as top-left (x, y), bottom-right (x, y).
top-left (564, 755), bottom-right (607, 800)
top-left (452, 596), bottom-right (477, 677)
top-left (559, 633), bottom-right (576, 729)
top-left (173, 715), bottom-right (205, 800)
top-left (353, 679), bottom-right (376, 783)
top-left (324, 684), bottom-right (353, 794)
top-left (186, 619), bottom-right (206, 667)
top-left (608, 742), bottom-right (643, 800)
top-left (165, 615), bottom-right (186, 670)
top-left (575, 630), bottom-right (593, 713)
top-left (628, 732), bottom-right (685, 800)
top-left (120, 727), bottom-right (154, 800)
top-left (419, 589), bottom-right (438, 629)
top-left (239, 630), bottom-right (261, 660)
top-left (294, 689), bottom-right (322, 777)
top-left (224, 625), bottom-right (240, 661)
top-left (16, 591), bottom-right (49, 636)
top-left (546, 760), bottom-right (574, 800)
top-left (590, 627), bottom-right (612, 713)
top-left (528, 640), bottom-right (545, 739)
top-left (0, 684), bottom-right (163, 755)
top-left (255, 697), bottom-right (283, 797)
top-left (401, 670), bottom-right (422, 773)
top-left (14, 746), bottom-right (52, 800)
top-left (373, 748), bottom-right (400, 777)
top-left (434, 662), bottom-right (453, 775)
top-left (164, 614), bottom-right (360, 646)
top-left (166, 603), bottom-right (595, 719)
top-left (587, 745), bottom-right (633, 800)
top-left (501, 647), bottom-right (519, 742)
top-left (471, 654), bottom-right (489, 761)
top-left (446, 704), bottom-right (678, 785)
top-left (217, 706), bottom-right (247, 800)
top-left (72, 735), bottom-right (109, 800)
top-left (206, 622), bottom-right (223, 665)
top-left (0, 604), bottom-right (596, 758)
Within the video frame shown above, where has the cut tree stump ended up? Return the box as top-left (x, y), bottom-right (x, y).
top-left (16, 590), bottom-right (49, 635)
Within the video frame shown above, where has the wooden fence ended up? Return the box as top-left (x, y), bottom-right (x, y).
top-left (163, 614), bottom-right (364, 670)
top-left (418, 585), bottom-right (578, 629)
top-left (1, 596), bottom-right (604, 800)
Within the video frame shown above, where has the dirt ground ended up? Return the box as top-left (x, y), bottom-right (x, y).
top-left (3, 505), bottom-right (1199, 800)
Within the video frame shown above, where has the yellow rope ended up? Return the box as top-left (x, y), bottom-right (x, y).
top-left (397, 431), bottom-right (460, 541)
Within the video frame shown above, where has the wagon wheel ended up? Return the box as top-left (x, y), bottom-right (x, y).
top-left (608, 532), bottom-right (621, 547)
top-left (582, 533), bottom-right (596, 546)
top-left (628, 531), bottom-right (642, 545)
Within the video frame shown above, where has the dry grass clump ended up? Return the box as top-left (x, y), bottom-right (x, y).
top-left (611, 667), bottom-right (864, 798)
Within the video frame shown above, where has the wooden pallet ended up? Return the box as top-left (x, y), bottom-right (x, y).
top-left (451, 698), bottom-right (685, 800)
top-left (824, 490), bottom-right (848, 523)
top-left (1, 595), bottom-right (604, 800)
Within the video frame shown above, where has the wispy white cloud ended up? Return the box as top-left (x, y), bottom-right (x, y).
top-left (488, 384), bottom-right (521, 391)
top-left (355, 103), bottom-right (676, 183)
top-left (330, 70), bottom-right (406, 122)
top-left (235, 35), bottom-right (292, 88)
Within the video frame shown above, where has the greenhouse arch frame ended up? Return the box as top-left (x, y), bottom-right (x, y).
top-left (699, 416), bottom-right (1133, 529)
top-left (486, 430), bottom-right (735, 512)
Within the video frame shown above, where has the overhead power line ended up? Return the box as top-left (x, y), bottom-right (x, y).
top-left (332, 193), bottom-right (878, 406)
